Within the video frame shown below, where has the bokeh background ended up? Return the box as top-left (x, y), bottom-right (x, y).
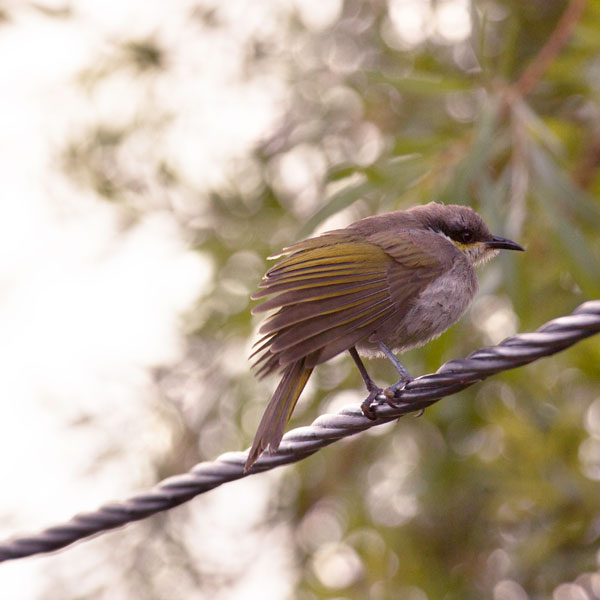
top-left (1, 0), bottom-right (600, 598)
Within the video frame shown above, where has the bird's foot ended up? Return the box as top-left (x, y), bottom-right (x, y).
top-left (382, 377), bottom-right (413, 405)
top-left (361, 377), bottom-right (416, 419)
top-left (384, 379), bottom-right (427, 417)
top-left (360, 384), bottom-right (387, 420)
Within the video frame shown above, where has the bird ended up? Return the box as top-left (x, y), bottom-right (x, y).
top-left (245, 202), bottom-right (524, 469)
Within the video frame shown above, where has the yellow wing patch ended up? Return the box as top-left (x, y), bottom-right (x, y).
top-left (251, 228), bottom-right (446, 376)
top-left (251, 235), bottom-right (397, 375)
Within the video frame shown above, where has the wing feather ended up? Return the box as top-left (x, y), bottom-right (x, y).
top-left (252, 272), bottom-right (380, 299)
top-left (258, 287), bottom-right (389, 335)
top-left (285, 304), bottom-right (397, 366)
top-left (251, 279), bottom-right (387, 313)
top-left (270, 295), bottom-right (390, 352)
top-left (259, 263), bottom-right (358, 283)
top-left (251, 228), bottom-right (448, 375)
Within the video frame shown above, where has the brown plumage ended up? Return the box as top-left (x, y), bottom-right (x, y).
top-left (246, 202), bottom-right (524, 469)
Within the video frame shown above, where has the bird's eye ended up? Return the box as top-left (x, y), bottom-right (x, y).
top-left (460, 230), bottom-right (473, 243)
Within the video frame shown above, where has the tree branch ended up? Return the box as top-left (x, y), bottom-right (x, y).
top-left (514, 0), bottom-right (588, 98)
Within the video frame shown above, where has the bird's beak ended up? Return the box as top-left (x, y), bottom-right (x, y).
top-left (486, 235), bottom-right (525, 252)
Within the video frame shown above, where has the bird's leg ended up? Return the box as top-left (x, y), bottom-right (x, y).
top-left (378, 341), bottom-right (412, 380)
top-left (377, 341), bottom-right (414, 404)
top-left (348, 347), bottom-right (384, 420)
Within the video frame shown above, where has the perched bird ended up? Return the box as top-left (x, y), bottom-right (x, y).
top-left (246, 202), bottom-right (524, 469)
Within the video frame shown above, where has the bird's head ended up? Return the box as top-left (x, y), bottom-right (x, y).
top-left (410, 202), bottom-right (524, 265)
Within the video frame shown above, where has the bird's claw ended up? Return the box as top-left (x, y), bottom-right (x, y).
top-left (361, 388), bottom-right (382, 420)
top-left (385, 379), bottom-right (425, 417)
top-left (382, 378), bottom-right (412, 406)
top-left (361, 378), bottom-right (414, 418)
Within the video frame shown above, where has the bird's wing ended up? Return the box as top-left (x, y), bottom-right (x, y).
top-left (365, 229), bottom-right (449, 308)
top-left (251, 230), bottom-right (447, 374)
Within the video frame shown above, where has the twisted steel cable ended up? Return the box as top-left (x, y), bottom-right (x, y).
top-left (1, 300), bottom-right (599, 562)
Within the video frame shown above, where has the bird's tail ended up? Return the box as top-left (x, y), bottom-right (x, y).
top-left (245, 358), bottom-right (313, 471)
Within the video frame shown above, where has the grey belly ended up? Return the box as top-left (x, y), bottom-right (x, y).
top-left (356, 263), bottom-right (478, 357)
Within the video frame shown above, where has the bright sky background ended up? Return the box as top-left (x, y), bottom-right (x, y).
top-left (0, 1), bottom-right (294, 597)
top-left (0, 0), bottom-right (475, 597)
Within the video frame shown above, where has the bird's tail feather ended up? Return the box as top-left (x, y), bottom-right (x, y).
top-left (245, 359), bottom-right (313, 470)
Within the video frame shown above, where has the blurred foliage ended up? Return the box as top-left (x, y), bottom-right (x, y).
top-left (46, 0), bottom-right (600, 598)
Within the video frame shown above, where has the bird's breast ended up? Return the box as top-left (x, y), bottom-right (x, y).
top-left (357, 258), bottom-right (478, 357)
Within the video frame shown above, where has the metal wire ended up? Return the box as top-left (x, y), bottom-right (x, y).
top-left (1, 299), bottom-right (599, 562)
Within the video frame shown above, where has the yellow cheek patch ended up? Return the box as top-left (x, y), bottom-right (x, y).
top-left (450, 240), bottom-right (491, 264)
top-left (450, 240), bottom-right (481, 252)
